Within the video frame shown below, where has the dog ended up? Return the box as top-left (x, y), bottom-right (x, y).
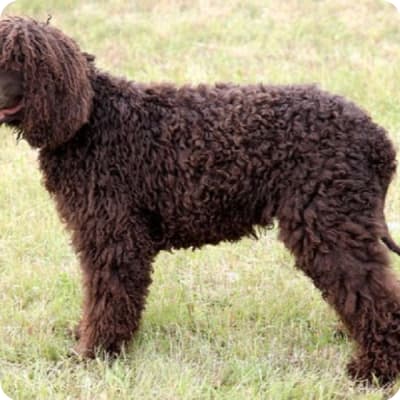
top-left (0, 16), bottom-right (399, 384)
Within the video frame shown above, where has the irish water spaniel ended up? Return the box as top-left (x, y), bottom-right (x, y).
top-left (0, 16), bottom-right (400, 384)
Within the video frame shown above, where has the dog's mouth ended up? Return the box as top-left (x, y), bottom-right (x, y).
top-left (0, 99), bottom-right (23, 122)
top-left (0, 70), bottom-right (23, 124)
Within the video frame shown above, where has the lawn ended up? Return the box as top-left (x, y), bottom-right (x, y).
top-left (1, 0), bottom-right (400, 399)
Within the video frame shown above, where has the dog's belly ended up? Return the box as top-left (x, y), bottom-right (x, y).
top-left (158, 189), bottom-right (277, 250)
top-left (173, 216), bottom-right (257, 249)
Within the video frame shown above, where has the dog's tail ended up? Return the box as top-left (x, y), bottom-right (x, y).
top-left (382, 224), bottom-right (400, 256)
top-left (365, 122), bottom-right (399, 255)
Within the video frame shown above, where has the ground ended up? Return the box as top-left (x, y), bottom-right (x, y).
top-left (1, 0), bottom-right (400, 399)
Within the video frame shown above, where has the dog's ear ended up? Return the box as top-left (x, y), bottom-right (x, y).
top-left (0, 18), bottom-right (94, 149)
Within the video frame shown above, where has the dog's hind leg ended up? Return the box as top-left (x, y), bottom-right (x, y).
top-left (278, 180), bottom-right (400, 384)
top-left (73, 223), bottom-right (155, 357)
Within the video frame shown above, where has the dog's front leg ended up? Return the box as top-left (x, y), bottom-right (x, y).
top-left (73, 228), bottom-right (155, 357)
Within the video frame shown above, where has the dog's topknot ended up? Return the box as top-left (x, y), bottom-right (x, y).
top-left (0, 17), bottom-right (93, 148)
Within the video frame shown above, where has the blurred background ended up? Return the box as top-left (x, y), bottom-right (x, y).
top-left (0, 1), bottom-right (400, 399)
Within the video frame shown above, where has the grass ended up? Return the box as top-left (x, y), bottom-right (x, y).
top-left (1, 0), bottom-right (400, 398)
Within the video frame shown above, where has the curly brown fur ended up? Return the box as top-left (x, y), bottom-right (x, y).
top-left (1, 17), bottom-right (400, 385)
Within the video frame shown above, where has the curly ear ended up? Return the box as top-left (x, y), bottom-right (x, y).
top-left (0, 17), bottom-right (94, 149)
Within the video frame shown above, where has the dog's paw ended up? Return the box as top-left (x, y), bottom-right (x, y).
top-left (347, 355), bottom-right (398, 386)
top-left (71, 340), bottom-right (96, 359)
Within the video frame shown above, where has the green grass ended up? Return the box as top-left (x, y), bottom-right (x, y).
top-left (1, 0), bottom-right (400, 398)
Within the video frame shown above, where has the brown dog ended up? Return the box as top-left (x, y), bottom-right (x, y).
top-left (1, 17), bottom-right (400, 384)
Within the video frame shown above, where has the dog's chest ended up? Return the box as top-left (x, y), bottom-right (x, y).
top-left (39, 146), bottom-right (94, 220)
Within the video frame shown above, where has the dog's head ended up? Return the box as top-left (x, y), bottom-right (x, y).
top-left (0, 17), bottom-right (94, 149)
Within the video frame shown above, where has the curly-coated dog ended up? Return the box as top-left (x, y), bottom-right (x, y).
top-left (1, 17), bottom-right (400, 384)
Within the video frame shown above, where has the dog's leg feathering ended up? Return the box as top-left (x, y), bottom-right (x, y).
top-left (73, 224), bottom-right (155, 357)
